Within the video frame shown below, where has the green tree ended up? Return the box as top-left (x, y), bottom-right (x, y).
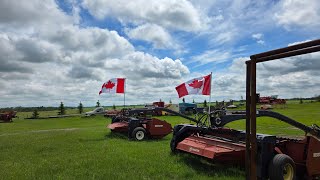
top-left (204, 100), bottom-right (207, 107)
top-left (159, 99), bottom-right (162, 102)
top-left (112, 104), bottom-right (116, 110)
top-left (78, 102), bottom-right (83, 114)
top-left (193, 99), bottom-right (195, 103)
top-left (32, 108), bottom-right (39, 119)
top-left (169, 99), bottom-right (172, 104)
top-left (58, 102), bottom-right (66, 115)
top-left (96, 100), bottom-right (100, 107)
top-left (299, 98), bottom-right (303, 104)
top-left (182, 98), bottom-right (185, 103)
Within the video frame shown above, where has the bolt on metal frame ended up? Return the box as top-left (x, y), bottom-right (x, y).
top-left (245, 39), bottom-right (320, 180)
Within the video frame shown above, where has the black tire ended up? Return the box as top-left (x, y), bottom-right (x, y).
top-left (268, 154), bottom-right (296, 180)
top-left (132, 127), bottom-right (146, 141)
top-left (170, 137), bottom-right (177, 153)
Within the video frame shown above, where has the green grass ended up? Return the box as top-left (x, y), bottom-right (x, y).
top-left (1, 101), bottom-right (319, 179)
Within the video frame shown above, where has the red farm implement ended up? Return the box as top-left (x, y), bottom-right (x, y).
top-left (0, 111), bottom-right (17, 123)
top-left (107, 107), bottom-right (201, 141)
top-left (170, 110), bottom-right (320, 179)
top-left (107, 108), bottom-right (172, 140)
top-left (258, 94), bottom-right (286, 105)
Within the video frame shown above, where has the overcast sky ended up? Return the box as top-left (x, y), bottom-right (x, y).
top-left (0, 0), bottom-right (319, 107)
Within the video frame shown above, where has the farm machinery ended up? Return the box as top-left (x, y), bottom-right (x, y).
top-left (170, 109), bottom-right (320, 179)
top-left (107, 107), bottom-right (203, 141)
top-left (0, 111), bottom-right (17, 122)
top-left (258, 94), bottom-right (286, 105)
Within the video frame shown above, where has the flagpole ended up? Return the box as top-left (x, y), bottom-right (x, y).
top-left (123, 78), bottom-right (126, 108)
top-left (207, 72), bottom-right (212, 125)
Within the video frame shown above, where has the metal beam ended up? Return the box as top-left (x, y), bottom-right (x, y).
top-left (255, 45), bottom-right (320, 63)
top-left (249, 59), bottom-right (257, 180)
top-left (245, 61), bottom-right (251, 180)
top-left (250, 39), bottom-right (320, 60)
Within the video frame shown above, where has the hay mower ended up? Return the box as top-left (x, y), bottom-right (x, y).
top-left (170, 109), bottom-right (320, 179)
top-left (0, 111), bottom-right (17, 123)
top-left (107, 107), bottom-right (201, 141)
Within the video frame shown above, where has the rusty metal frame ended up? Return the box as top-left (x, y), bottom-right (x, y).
top-left (245, 39), bottom-right (320, 180)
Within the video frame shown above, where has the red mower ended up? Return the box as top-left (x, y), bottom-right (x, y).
top-left (170, 109), bottom-right (320, 179)
top-left (107, 107), bottom-right (200, 141)
top-left (107, 108), bottom-right (172, 140)
top-left (0, 111), bottom-right (17, 123)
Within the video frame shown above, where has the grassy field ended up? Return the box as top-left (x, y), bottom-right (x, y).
top-left (0, 101), bottom-right (319, 179)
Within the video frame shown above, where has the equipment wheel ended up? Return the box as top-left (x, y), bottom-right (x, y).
top-left (170, 137), bottom-right (177, 152)
top-left (268, 154), bottom-right (296, 180)
top-left (132, 127), bottom-right (146, 141)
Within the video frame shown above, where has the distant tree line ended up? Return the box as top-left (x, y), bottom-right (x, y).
top-left (0, 106), bottom-right (60, 112)
top-left (1, 95), bottom-right (319, 112)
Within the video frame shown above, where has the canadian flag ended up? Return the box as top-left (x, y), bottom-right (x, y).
top-left (99, 78), bottom-right (125, 95)
top-left (175, 74), bottom-right (211, 98)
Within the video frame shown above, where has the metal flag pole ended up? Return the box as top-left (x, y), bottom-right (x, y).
top-left (123, 78), bottom-right (126, 108)
top-left (207, 72), bottom-right (213, 125)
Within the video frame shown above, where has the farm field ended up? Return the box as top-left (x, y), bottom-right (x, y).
top-left (0, 101), bottom-right (319, 179)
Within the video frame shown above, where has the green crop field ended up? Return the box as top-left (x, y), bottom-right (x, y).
top-left (1, 101), bottom-right (319, 179)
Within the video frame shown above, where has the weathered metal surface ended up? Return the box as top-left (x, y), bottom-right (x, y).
top-left (306, 136), bottom-right (320, 177)
top-left (245, 61), bottom-right (251, 180)
top-left (176, 135), bottom-right (245, 160)
top-left (146, 118), bottom-right (172, 137)
top-left (107, 122), bottom-right (129, 132)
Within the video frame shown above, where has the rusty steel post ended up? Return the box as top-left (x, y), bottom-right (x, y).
top-left (250, 58), bottom-right (257, 180)
top-left (245, 60), bottom-right (251, 180)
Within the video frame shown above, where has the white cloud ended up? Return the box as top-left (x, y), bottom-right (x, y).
top-left (0, 0), bottom-right (74, 34)
top-left (252, 33), bottom-right (265, 45)
top-left (0, 0), bottom-right (319, 107)
top-left (252, 33), bottom-right (263, 40)
top-left (274, 0), bottom-right (320, 29)
top-left (0, 0), bottom-right (191, 107)
top-left (257, 40), bottom-right (265, 45)
top-left (212, 48), bottom-right (320, 100)
top-left (125, 23), bottom-right (176, 49)
top-left (82, 0), bottom-right (202, 32)
top-left (190, 49), bottom-right (231, 67)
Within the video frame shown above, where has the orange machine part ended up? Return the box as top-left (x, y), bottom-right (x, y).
top-left (177, 135), bottom-right (246, 161)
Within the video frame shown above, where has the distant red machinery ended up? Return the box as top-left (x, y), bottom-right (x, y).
top-left (144, 101), bottom-right (165, 116)
top-left (257, 94), bottom-right (286, 104)
top-left (0, 111), bottom-right (17, 123)
top-left (104, 109), bottom-right (121, 117)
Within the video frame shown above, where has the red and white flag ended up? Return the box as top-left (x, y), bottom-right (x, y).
top-left (175, 74), bottom-right (211, 98)
top-left (99, 78), bottom-right (125, 95)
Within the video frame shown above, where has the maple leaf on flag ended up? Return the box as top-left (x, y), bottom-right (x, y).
top-left (188, 79), bottom-right (203, 89)
top-left (104, 80), bottom-right (115, 89)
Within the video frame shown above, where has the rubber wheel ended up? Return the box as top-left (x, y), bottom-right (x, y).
top-left (170, 137), bottom-right (177, 152)
top-left (132, 127), bottom-right (146, 141)
top-left (268, 154), bottom-right (296, 180)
